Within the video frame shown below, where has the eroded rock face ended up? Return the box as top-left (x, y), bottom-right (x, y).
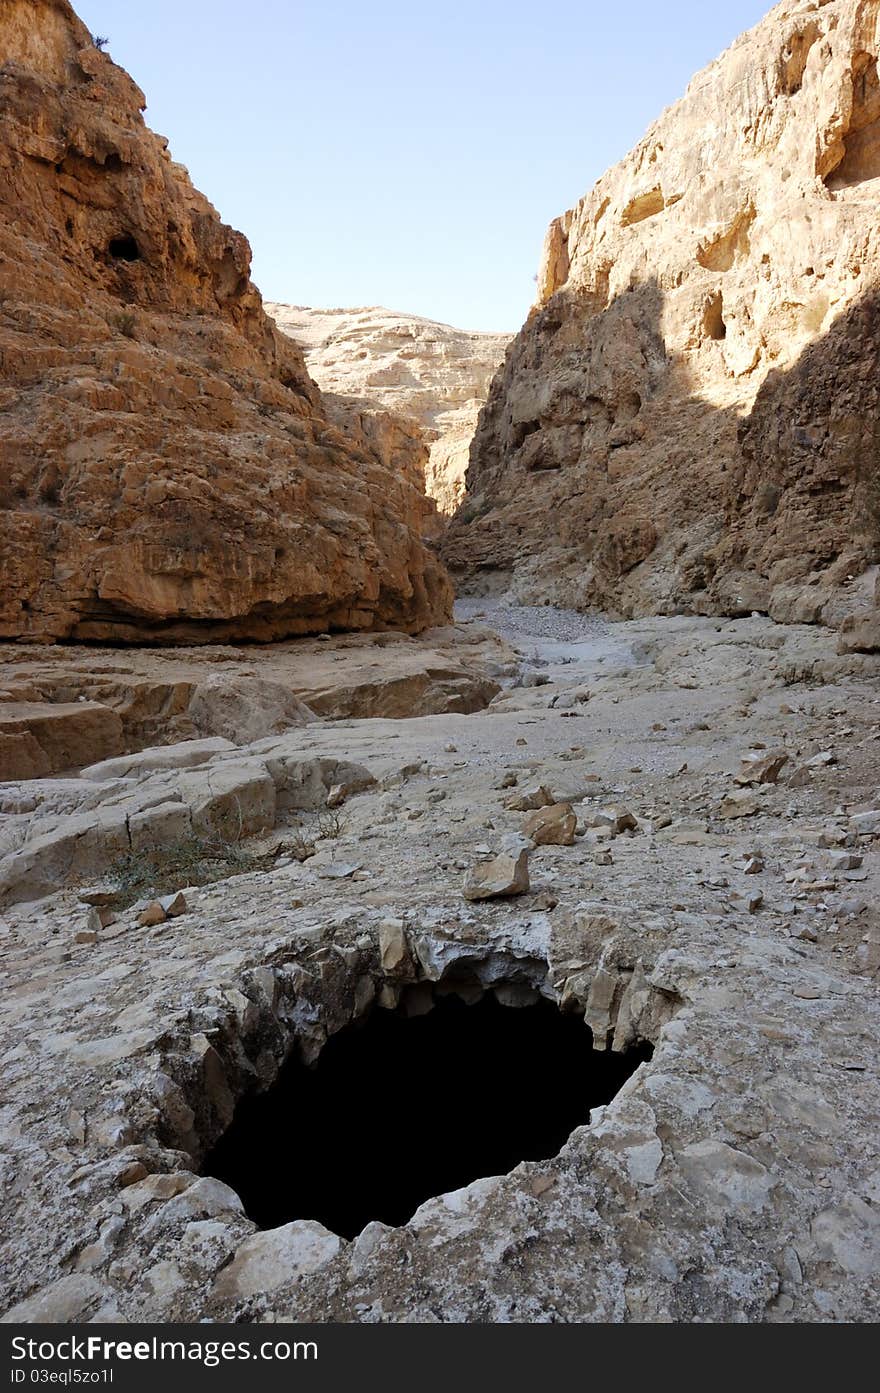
top-left (267, 305), bottom-right (510, 520)
top-left (0, 1), bottom-right (451, 643)
top-left (446, 0), bottom-right (880, 631)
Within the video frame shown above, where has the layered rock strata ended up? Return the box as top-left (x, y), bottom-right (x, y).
top-left (446, 0), bottom-right (880, 635)
top-left (0, 622), bottom-right (513, 779)
top-left (0, 1), bottom-right (451, 643)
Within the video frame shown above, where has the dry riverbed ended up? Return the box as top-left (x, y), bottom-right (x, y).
top-left (1, 609), bottom-right (879, 1322)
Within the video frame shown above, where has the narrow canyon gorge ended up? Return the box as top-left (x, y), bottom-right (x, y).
top-left (1, 0), bottom-right (879, 1329)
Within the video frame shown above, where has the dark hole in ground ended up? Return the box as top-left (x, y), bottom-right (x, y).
top-left (108, 234), bottom-right (140, 261)
top-left (202, 990), bottom-right (653, 1240)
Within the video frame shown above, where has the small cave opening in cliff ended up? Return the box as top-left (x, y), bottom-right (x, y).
top-left (108, 234), bottom-right (140, 261)
top-left (201, 986), bottom-right (652, 1240)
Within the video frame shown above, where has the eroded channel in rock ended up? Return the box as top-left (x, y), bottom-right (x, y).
top-left (201, 986), bottom-right (652, 1239)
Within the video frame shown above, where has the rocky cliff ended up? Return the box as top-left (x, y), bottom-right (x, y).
top-left (267, 305), bottom-right (510, 519)
top-left (445, 0), bottom-right (880, 631)
top-left (0, 1), bottom-right (451, 643)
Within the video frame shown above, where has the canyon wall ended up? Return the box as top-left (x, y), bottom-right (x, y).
top-left (268, 305), bottom-right (509, 520)
top-left (0, 1), bottom-right (451, 643)
top-left (445, 0), bottom-right (880, 630)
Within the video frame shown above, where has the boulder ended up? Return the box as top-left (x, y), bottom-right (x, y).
top-left (522, 802), bottom-right (577, 846)
top-left (463, 850), bottom-right (530, 901)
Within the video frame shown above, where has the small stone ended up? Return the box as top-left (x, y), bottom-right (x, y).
top-left (379, 919), bottom-right (409, 975)
top-left (505, 784), bottom-right (555, 812)
top-left (317, 862), bottom-right (362, 879)
top-left (158, 891), bottom-right (187, 917)
top-left (77, 887), bottom-right (118, 908)
top-left (730, 889), bottom-right (763, 913)
top-left (743, 856), bottom-right (764, 875)
top-left (118, 1161), bottom-right (149, 1188)
top-left (817, 828), bottom-right (847, 848)
top-left (593, 849), bottom-right (613, 866)
top-left (122, 1173), bottom-right (193, 1211)
top-left (788, 766), bottom-right (812, 789)
top-left (531, 891), bottom-right (560, 911)
top-left (805, 750), bottom-right (835, 768)
top-left (74, 928), bottom-right (98, 945)
top-left (828, 851), bottom-right (863, 872)
top-left (137, 902), bottom-right (167, 927)
top-left (444, 743), bottom-right (458, 753)
top-left (793, 985), bottom-right (822, 999)
top-left (584, 805), bottom-right (637, 835)
top-left (463, 850), bottom-right (530, 901)
top-left (325, 783), bottom-right (347, 808)
top-left (790, 924), bottom-right (818, 942)
top-left (840, 898), bottom-right (868, 918)
top-left (719, 790), bottom-right (761, 819)
top-left (734, 750), bottom-right (789, 786)
top-left (781, 1245), bottom-right (803, 1286)
top-left (498, 772), bottom-right (518, 789)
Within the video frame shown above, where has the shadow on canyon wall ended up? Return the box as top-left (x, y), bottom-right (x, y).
top-left (441, 276), bottom-right (880, 619)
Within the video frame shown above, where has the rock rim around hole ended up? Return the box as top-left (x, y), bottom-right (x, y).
top-left (200, 988), bottom-right (652, 1241)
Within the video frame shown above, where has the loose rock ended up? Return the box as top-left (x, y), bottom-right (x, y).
top-left (462, 850), bottom-right (530, 901)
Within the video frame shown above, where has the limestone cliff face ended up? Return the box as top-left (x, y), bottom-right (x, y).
top-left (0, 1), bottom-right (451, 643)
top-left (445, 0), bottom-right (880, 627)
top-left (267, 305), bottom-right (510, 520)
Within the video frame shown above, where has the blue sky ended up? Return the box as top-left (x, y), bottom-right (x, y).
top-left (75, 1), bottom-right (771, 331)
